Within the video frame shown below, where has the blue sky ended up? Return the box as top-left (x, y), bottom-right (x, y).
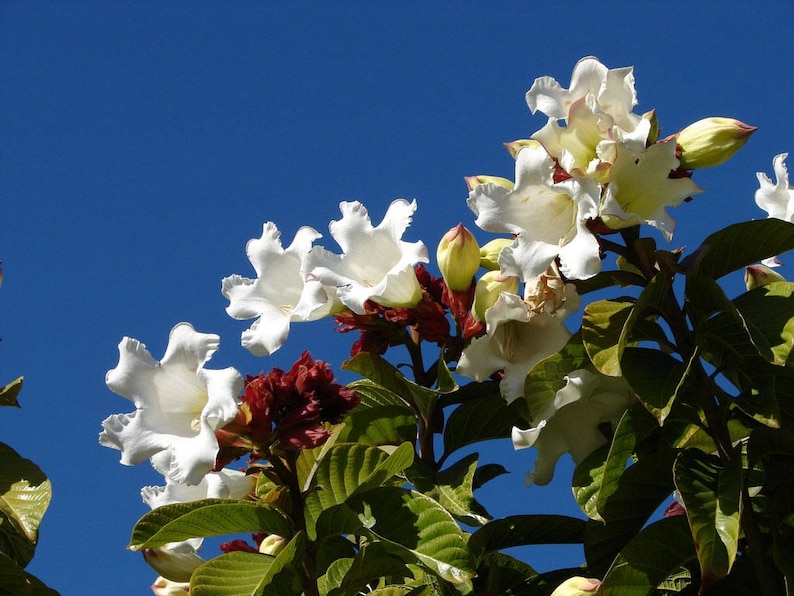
top-left (1, 2), bottom-right (792, 593)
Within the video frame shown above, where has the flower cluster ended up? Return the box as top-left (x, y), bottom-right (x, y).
top-left (214, 350), bottom-right (359, 463)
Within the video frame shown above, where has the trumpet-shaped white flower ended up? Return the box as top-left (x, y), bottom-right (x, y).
top-left (222, 222), bottom-right (337, 357)
top-left (526, 56), bottom-right (641, 133)
top-left (512, 368), bottom-right (634, 485)
top-left (457, 292), bottom-right (572, 403)
top-left (141, 467), bottom-right (256, 510)
top-left (756, 153), bottom-right (794, 223)
top-left (600, 140), bottom-right (703, 241)
top-left (100, 323), bottom-right (242, 486)
top-left (467, 143), bottom-right (602, 281)
top-left (305, 199), bottom-right (429, 314)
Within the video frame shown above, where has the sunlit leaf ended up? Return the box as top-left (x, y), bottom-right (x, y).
top-left (190, 550), bottom-right (300, 596)
top-left (600, 516), bottom-right (695, 595)
top-left (733, 281), bottom-right (794, 367)
top-left (0, 377), bottom-right (22, 408)
top-left (690, 219), bottom-right (794, 280)
top-left (582, 299), bottom-right (635, 377)
top-left (673, 448), bottom-right (742, 590)
top-left (318, 542), bottom-right (410, 596)
top-left (0, 442), bottom-right (52, 567)
top-left (348, 487), bottom-right (476, 584)
top-left (524, 333), bottom-right (589, 421)
top-left (129, 499), bottom-right (292, 551)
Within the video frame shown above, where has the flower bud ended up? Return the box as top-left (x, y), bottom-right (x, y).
top-left (143, 544), bottom-right (204, 583)
top-left (258, 534), bottom-right (286, 556)
top-left (549, 576), bottom-right (602, 596)
top-left (745, 264), bottom-right (786, 290)
top-left (437, 224), bottom-right (481, 291)
top-left (472, 271), bottom-right (519, 322)
top-left (464, 175), bottom-right (514, 192)
top-left (642, 109), bottom-right (659, 145)
top-left (504, 138), bottom-right (542, 158)
top-left (479, 238), bottom-right (513, 271)
top-left (676, 117), bottom-right (756, 169)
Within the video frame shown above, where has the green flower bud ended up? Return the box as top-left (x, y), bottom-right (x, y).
top-left (676, 117), bottom-right (756, 169)
top-left (436, 224), bottom-right (481, 291)
top-left (472, 270), bottom-right (519, 322)
top-left (464, 175), bottom-right (514, 192)
top-left (504, 138), bottom-right (542, 159)
top-left (479, 238), bottom-right (514, 271)
top-left (744, 264), bottom-right (785, 291)
top-left (549, 576), bottom-right (602, 596)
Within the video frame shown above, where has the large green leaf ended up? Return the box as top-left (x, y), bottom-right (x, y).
top-left (600, 516), bottom-right (695, 595)
top-left (473, 551), bottom-right (538, 596)
top-left (0, 377), bottom-right (22, 408)
top-left (304, 443), bottom-right (414, 540)
top-left (570, 269), bottom-right (647, 295)
top-left (348, 487), bottom-right (476, 584)
top-left (0, 442), bottom-right (52, 567)
top-left (583, 448), bottom-right (676, 574)
top-left (467, 515), bottom-right (585, 564)
top-left (673, 448), bottom-right (743, 590)
top-left (690, 219), bottom-right (794, 280)
top-left (732, 281), bottom-right (794, 367)
top-left (621, 347), bottom-right (690, 424)
top-left (442, 389), bottom-right (525, 459)
top-left (129, 499), bottom-right (292, 551)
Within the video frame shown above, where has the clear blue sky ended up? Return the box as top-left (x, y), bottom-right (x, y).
top-left (0, 2), bottom-right (792, 593)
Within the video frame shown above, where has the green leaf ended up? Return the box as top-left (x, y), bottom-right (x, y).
top-left (411, 453), bottom-right (492, 527)
top-left (748, 426), bottom-right (794, 468)
top-left (572, 404), bottom-right (658, 521)
top-left (690, 219), bottom-right (794, 280)
top-left (0, 443), bottom-right (52, 567)
top-left (442, 388), bottom-right (525, 459)
top-left (335, 387), bottom-right (417, 448)
top-left (673, 448), bottom-right (743, 590)
top-left (344, 353), bottom-right (439, 422)
top-left (733, 281), bottom-right (794, 367)
top-left (473, 551), bottom-right (537, 596)
top-left (190, 550), bottom-right (301, 596)
top-left (582, 299), bottom-right (635, 377)
top-left (318, 543), bottom-right (410, 596)
top-left (304, 443), bottom-right (414, 540)
top-left (348, 487), bottom-right (476, 584)
top-left (570, 269), bottom-right (647, 295)
top-left (621, 347), bottom-right (690, 424)
top-left (583, 448), bottom-right (676, 574)
top-left (0, 377), bottom-right (22, 408)
top-left (467, 515), bottom-right (586, 565)
top-left (129, 499), bottom-right (292, 551)
top-left (0, 551), bottom-right (59, 595)
top-left (600, 516), bottom-right (695, 595)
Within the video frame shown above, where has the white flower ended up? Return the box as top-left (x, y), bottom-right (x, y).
top-left (756, 153), bottom-right (794, 223)
top-left (100, 323), bottom-right (243, 486)
top-left (600, 140), bottom-right (703, 241)
top-left (467, 143), bottom-right (602, 281)
top-left (222, 222), bottom-right (338, 356)
top-left (141, 468), bottom-right (256, 510)
top-left (151, 577), bottom-right (190, 595)
top-left (457, 292), bottom-right (572, 403)
top-left (144, 542), bottom-right (204, 583)
top-left (526, 56), bottom-right (641, 133)
top-left (305, 200), bottom-right (429, 314)
top-left (512, 368), bottom-right (634, 486)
